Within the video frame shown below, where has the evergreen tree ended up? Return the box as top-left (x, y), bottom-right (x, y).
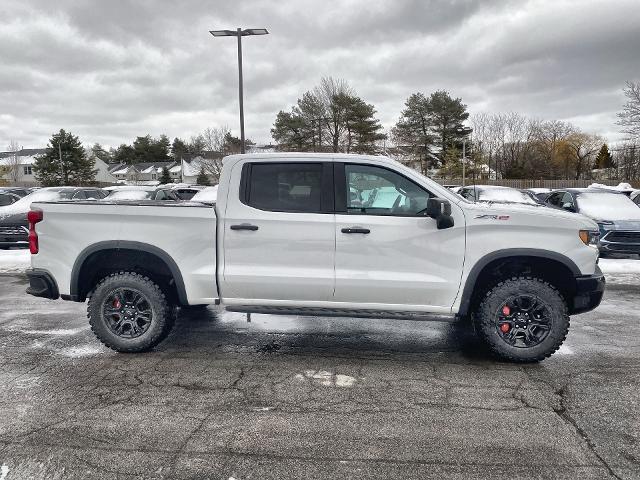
top-left (113, 144), bottom-right (136, 164)
top-left (594, 144), bottom-right (615, 169)
top-left (428, 90), bottom-right (469, 165)
top-left (91, 143), bottom-right (112, 163)
top-left (159, 166), bottom-right (172, 184)
top-left (33, 129), bottom-right (97, 186)
top-left (171, 137), bottom-right (188, 159)
top-left (196, 166), bottom-right (211, 186)
top-left (392, 93), bottom-right (435, 174)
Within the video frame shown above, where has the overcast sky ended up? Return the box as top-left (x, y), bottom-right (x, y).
top-left (1, 0), bottom-right (639, 151)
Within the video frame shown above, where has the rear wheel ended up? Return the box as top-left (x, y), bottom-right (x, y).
top-left (474, 276), bottom-right (569, 362)
top-left (87, 272), bottom-right (175, 353)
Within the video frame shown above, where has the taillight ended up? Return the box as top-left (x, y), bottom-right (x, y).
top-left (27, 209), bottom-right (43, 254)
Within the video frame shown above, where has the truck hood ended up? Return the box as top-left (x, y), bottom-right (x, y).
top-left (462, 201), bottom-right (598, 230)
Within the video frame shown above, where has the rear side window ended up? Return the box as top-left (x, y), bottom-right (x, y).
top-left (245, 163), bottom-right (323, 213)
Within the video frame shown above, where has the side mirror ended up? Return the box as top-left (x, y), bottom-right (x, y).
top-left (562, 202), bottom-right (575, 212)
top-left (426, 198), bottom-right (454, 229)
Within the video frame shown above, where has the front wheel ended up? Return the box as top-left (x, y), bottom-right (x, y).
top-left (474, 276), bottom-right (569, 362)
top-left (87, 272), bottom-right (175, 353)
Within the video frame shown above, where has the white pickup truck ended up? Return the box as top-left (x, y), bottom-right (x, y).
top-left (25, 153), bottom-right (605, 362)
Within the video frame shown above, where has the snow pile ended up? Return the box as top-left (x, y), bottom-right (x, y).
top-left (0, 249), bottom-right (30, 273)
top-left (589, 182), bottom-right (634, 192)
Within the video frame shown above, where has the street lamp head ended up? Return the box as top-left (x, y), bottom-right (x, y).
top-left (456, 126), bottom-right (473, 136)
top-left (209, 29), bottom-right (236, 37)
top-left (243, 28), bottom-right (269, 35)
top-left (210, 28), bottom-right (269, 37)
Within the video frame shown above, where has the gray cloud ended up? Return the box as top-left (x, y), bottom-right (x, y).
top-left (0, 0), bottom-right (638, 149)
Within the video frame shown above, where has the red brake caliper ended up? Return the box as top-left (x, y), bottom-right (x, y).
top-left (113, 297), bottom-right (121, 309)
top-left (500, 305), bottom-right (511, 333)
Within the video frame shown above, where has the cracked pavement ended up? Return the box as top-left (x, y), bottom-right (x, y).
top-left (0, 273), bottom-right (639, 479)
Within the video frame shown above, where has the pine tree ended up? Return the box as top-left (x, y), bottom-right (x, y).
top-left (594, 144), bottom-right (615, 169)
top-left (159, 166), bottom-right (172, 184)
top-left (33, 129), bottom-right (97, 186)
top-left (196, 166), bottom-right (210, 186)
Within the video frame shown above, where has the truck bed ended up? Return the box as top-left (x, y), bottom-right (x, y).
top-left (29, 201), bottom-right (218, 304)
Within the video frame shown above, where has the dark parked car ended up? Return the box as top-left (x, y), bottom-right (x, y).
top-left (545, 188), bottom-right (640, 257)
top-left (0, 187), bottom-right (107, 248)
top-left (458, 185), bottom-right (542, 205)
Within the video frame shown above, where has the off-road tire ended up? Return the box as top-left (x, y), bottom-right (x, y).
top-left (474, 276), bottom-right (569, 363)
top-left (87, 271), bottom-right (175, 353)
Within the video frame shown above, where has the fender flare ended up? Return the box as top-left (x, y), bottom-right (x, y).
top-left (457, 248), bottom-right (581, 317)
top-left (69, 240), bottom-right (188, 305)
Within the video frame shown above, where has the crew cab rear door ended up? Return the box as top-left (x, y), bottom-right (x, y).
top-left (333, 162), bottom-right (465, 312)
top-left (221, 160), bottom-right (335, 302)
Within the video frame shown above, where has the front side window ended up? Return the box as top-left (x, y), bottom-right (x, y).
top-left (246, 163), bottom-right (323, 213)
top-left (345, 164), bottom-right (430, 216)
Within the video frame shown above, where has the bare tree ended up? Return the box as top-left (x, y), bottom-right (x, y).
top-left (314, 77), bottom-right (353, 152)
top-left (617, 81), bottom-right (640, 139)
top-left (564, 132), bottom-right (603, 179)
top-left (197, 126), bottom-right (232, 183)
top-left (5, 140), bottom-right (22, 183)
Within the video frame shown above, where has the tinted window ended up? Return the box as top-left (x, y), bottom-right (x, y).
top-left (85, 190), bottom-right (104, 199)
top-left (546, 192), bottom-right (563, 207)
top-left (0, 194), bottom-right (17, 206)
top-left (345, 164), bottom-right (430, 216)
top-left (72, 190), bottom-right (86, 200)
top-left (247, 163), bottom-right (323, 213)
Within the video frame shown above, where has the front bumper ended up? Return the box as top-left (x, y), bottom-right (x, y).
top-left (570, 266), bottom-right (605, 314)
top-left (26, 269), bottom-right (59, 300)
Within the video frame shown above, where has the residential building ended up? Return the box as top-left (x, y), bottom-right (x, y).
top-left (0, 148), bottom-right (116, 186)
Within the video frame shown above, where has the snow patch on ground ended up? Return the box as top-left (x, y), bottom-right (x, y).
top-left (0, 249), bottom-right (30, 273)
top-left (598, 258), bottom-right (640, 274)
top-left (57, 344), bottom-right (105, 358)
top-left (295, 370), bottom-right (357, 387)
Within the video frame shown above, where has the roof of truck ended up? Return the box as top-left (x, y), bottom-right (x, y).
top-left (223, 152), bottom-right (388, 162)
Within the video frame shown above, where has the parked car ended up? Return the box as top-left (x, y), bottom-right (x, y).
top-left (630, 190), bottom-right (640, 206)
top-left (545, 188), bottom-right (640, 257)
top-left (459, 185), bottom-right (542, 205)
top-left (0, 187), bottom-right (107, 248)
top-left (103, 186), bottom-right (180, 201)
top-left (26, 153), bottom-right (603, 362)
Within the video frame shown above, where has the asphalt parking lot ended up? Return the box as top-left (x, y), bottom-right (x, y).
top-left (0, 271), bottom-right (639, 479)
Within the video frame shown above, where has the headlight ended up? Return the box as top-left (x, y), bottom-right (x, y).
top-left (579, 230), bottom-right (599, 246)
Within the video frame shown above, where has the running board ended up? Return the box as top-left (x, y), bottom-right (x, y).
top-left (225, 306), bottom-right (458, 322)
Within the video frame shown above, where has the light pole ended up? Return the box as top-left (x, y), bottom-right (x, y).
top-left (456, 126), bottom-right (473, 186)
top-left (209, 28), bottom-right (269, 154)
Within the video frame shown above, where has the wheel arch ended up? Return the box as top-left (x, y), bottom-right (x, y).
top-left (69, 241), bottom-right (188, 305)
top-left (457, 248), bottom-right (581, 317)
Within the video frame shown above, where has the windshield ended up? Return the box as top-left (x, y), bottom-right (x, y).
top-left (478, 188), bottom-right (538, 205)
top-left (106, 190), bottom-right (154, 200)
top-left (577, 192), bottom-right (640, 220)
top-left (191, 186), bottom-right (218, 202)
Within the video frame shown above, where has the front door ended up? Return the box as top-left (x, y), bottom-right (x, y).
top-left (333, 162), bottom-right (465, 312)
top-left (222, 161), bottom-right (335, 302)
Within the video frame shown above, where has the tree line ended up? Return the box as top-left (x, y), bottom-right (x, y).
top-left (5, 78), bottom-right (639, 186)
top-left (271, 77), bottom-right (640, 182)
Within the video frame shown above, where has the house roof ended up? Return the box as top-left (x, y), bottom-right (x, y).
top-left (0, 148), bottom-right (46, 159)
